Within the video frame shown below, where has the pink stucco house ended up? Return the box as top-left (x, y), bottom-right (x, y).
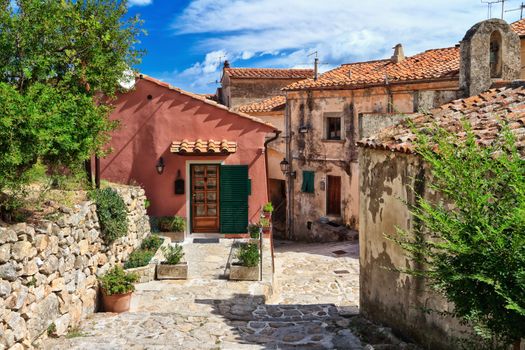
top-left (100, 75), bottom-right (277, 237)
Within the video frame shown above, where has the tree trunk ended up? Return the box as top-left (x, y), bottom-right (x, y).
top-left (513, 339), bottom-right (521, 350)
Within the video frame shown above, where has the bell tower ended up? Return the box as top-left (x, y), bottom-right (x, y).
top-left (459, 19), bottom-right (521, 97)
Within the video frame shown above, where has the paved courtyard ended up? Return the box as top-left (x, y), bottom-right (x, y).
top-left (44, 239), bottom-right (367, 349)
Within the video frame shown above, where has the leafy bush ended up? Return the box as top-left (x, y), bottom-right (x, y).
top-left (394, 122), bottom-right (525, 347)
top-left (263, 202), bottom-right (274, 213)
top-left (158, 216), bottom-right (185, 232)
top-left (161, 244), bottom-right (184, 265)
top-left (237, 243), bottom-right (259, 267)
top-left (259, 218), bottom-right (270, 227)
top-left (89, 188), bottom-right (128, 243)
top-left (99, 266), bottom-right (138, 296)
top-left (248, 223), bottom-right (261, 239)
top-left (123, 250), bottom-right (154, 269)
top-left (140, 234), bottom-right (164, 251)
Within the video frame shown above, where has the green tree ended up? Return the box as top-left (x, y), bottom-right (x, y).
top-left (395, 121), bottom-right (525, 348)
top-left (0, 0), bottom-right (144, 215)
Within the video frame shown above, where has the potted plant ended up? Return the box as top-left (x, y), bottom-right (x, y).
top-left (156, 244), bottom-right (187, 280)
top-left (157, 216), bottom-right (185, 242)
top-left (259, 217), bottom-right (271, 234)
top-left (99, 266), bottom-right (138, 313)
top-left (247, 223), bottom-right (261, 240)
top-left (229, 242), bottom-right (260, 281)
top-left (124, 234), bottom-right (165, 283)
top-left (262, 202), bottom-right (273, 218)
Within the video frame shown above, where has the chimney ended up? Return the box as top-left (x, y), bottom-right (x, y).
top-left (223, 60), bottom-right (230, 69)
top-left (314, 57), bottom-right (319, 80)
top-left (391, 44), bottom-right (405, 63)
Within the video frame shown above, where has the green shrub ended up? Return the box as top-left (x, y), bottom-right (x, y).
top-left (89, 188), bottom-right (128, 243)
top-left (237, 243), bottom-right (259, 267)
top-left (161, 244), bottom-right (184, 265)
top-left (123, 250), bottom-right (154, 269)
top-left (140, 234), bottom-right (164, 251)
top-left (259, 218), bottom-right (270, 227)
top-left (248, 223), bottom-right (261, 239)
top-left (98, 266), bottom-right (138, 296)
top-left (263, 202), bottom-right (274, 213)
top-left (158, 216), bottom-right (185, 232)
top-left (394, 123), bottom-right (525, 347)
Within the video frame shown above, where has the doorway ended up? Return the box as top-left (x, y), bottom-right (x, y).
top-left (326, 175), bottom-right (341, 217)
top-left (191, 164), bottom-right (220, 233)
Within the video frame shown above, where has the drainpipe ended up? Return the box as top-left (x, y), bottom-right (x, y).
top-left (263, 129), bottom-right (281, 276)
top-left (284, 99), bottom-right (294, 241)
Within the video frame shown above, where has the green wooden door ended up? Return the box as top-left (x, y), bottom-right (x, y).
top-left (220, 165), bottom-right (249, 233)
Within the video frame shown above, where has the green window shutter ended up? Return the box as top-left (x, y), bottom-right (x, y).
top-left (301, 171), bottom-right (315, 193)
top-left (220, 165), bottom-right (249, 233)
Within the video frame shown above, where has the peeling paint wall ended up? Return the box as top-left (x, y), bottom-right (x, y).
top-left (359, 147), bottom-right (472, 349)
top-left (286, 81), bottom-right (459, 241)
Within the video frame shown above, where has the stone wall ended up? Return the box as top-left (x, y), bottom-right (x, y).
top-left (359, 148), bottom-right (471, 349)
top-left (0, 185), bottom-right (150, 349)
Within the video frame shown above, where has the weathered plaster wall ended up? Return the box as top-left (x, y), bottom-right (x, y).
top-left (101, 79), bottom-right (273, 225)
top-left (513, 27), bottom-right (525, 80)
top-left (358, 113), bottom-right (411, 140)
top-left (0, 186), bottom-right (150, 349)
top-left (359, 148), bottom-right (469, 349)
top-left (286, 81), bottom-right (458, 241)
top-left (253, 110), bottom-right (285, 181)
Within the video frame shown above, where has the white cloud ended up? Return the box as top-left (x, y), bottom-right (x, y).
top-left (170, 0), bottom-right (518, 92)
top-left (128, 0), bottom-right (153, 7)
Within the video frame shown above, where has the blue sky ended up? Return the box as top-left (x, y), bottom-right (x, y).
top-left (127, 0), bottom-right (525, 94)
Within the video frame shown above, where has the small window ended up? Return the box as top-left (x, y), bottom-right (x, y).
top-left (326, 117), bottom-right (342, 140)
top-left (301, 171), bottom-right (315, 193)
top-left (490, 30), bottom-right (502, 79)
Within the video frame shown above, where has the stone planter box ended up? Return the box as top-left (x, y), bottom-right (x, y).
top-left (229, 263), bottom-right (260, 281)
top-left (160, 231), bottom-right (184, 242)
top-left (125, 264), bottom-right (156, 283)
top-left (156, 262), bottom-right (188, 280)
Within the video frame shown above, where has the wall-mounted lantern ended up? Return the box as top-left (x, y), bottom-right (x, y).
top-left (156, 157), bottom-right (165, 175)
top-left (280, 158), bottom-right (296, 178)
top-left (299, 125), bottom-right (310, 133)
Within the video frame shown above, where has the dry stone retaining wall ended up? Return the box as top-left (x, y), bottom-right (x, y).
top-left (0, 186), bottom-right (150, 349)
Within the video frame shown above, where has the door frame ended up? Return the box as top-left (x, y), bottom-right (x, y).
top-left (185, 160), bottom-right (224, 236)
top-left (326, 175), bottom-right (342, 217)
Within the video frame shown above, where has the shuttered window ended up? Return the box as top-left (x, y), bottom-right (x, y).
top-left (301, 171), bottom-right (315, 193)
top-left (220, 165), bottom-right (249, 233)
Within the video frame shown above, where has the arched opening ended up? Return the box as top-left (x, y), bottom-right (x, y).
top-left (490, 30), bottom-right (503, 78)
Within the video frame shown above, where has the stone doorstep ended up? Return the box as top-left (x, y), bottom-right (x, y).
top-left (156, 262), bottom-right (188, 280)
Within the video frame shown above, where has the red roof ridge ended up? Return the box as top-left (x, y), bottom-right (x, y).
top-left (138, 74), bottom-right (276, 130)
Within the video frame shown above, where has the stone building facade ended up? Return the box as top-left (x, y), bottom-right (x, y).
top-left (218, 63), bottom-right (313, 110)
top-left (357, 19), bottom-right (522, 350)
top-left (282, 47), bottom-right (461, 241)
top-left (0, 185), bottom-right (150, 349)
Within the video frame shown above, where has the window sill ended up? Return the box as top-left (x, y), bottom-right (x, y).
top-left (321, 139), bottom-right (345, 143)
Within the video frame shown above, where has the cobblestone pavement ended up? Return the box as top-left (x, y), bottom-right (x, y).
top-left (44, 240), bottom-right (365, 349)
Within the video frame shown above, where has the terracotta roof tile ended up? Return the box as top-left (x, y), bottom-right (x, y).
top-left (137, 74), bottom-right (276, 130)
top-left (284, 47), bottom-right (460, 91)
top-left (170, 139), bottom-right (237, 154)
top-left (511, 18), bottom-right (525, 36)
top-left (237, 95), bottom-right (286, 113)
top-left (358, 83), bottom-right (525, 153)
top-left (224, 68), bottom-right (314, 80)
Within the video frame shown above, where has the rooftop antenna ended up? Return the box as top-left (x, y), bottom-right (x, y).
top-left (308, 51), bottom-right (319, 80)
top-left (505, 2), bottom-right (525, 19)
top-left (481, 0), bottom-right (505, 19)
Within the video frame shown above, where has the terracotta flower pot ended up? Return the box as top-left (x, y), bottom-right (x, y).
top-left (262, 211), bottom-right (271, 219)
top-left (101, 291), bottom-right (132, 313)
